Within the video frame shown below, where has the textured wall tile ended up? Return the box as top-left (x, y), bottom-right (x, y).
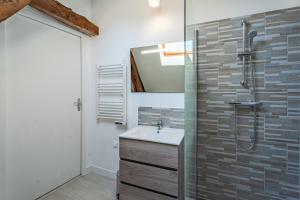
top-left (288, 35), bottom-right (300, 62)
top-left (138, 107), bottom-right (184, 129)
top-left (287, 144), bottom-right (300, 173)
top-left (288, 89), bottom-right (300, 116)
top-left (265, 168), bottom-right (299, 199)
top-left (189, 6), bottom-right (300, 200)
top-left (265, 64), bottom-right (300, 90)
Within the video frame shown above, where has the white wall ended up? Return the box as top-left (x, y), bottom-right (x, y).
top-left (90, 0), bottom-right (185, 177)
top-left (0, 22), bottom-right (6, 200)
top-left (187, 0), bottom-right (300, 25)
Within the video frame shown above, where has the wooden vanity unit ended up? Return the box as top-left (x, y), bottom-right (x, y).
top-left (119, 126), bottom-right (184, 200)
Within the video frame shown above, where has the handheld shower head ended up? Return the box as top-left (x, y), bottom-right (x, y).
top-left (248, 30), bottom-right (257, 51)
top-left (248, 30), bottom-right (258, 39)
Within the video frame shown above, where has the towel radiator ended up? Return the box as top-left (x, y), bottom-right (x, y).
top-left (96, 62), bottom-right (127, 125)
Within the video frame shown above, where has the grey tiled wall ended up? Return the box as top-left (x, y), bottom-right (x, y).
top-left (188, 7), bottom-right (300, 200)
top-left (138, 107), bottom-right (184, 129)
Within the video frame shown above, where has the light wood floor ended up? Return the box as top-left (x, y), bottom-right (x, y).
top-left (39, 173), bottom-right (116, 200)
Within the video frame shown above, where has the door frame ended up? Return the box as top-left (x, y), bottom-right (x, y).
top-left (11, 6), bottom-right (91, 176)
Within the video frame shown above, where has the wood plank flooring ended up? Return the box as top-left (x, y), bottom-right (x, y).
top-left (39, 173), bottom-right (116, 200)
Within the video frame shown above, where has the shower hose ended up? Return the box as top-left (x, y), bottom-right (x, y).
top-left (234, 54), bottom-right (258, 152)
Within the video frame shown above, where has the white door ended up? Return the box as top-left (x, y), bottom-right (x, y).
top-left (6, 14), bottom-right (81, 200)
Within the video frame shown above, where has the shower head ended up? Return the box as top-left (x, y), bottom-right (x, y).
top-left (248, 31), bottom-right (257, 51)
top-left (248, 31), bottom-right (258, 39)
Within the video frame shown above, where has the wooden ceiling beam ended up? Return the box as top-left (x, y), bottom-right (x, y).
top-left (131, 50), bottom-right (145, 92)
top-left (0, 0), bottom-right (99, 36)
top-left (0, 0), bottom-right (32, 22)
top-left (29, 0), bottom-right (99, 36)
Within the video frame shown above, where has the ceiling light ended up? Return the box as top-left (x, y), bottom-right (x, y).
top-left (148, 0), bottom-right (160, 8)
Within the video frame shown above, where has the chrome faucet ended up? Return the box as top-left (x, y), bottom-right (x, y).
top-left (156, 119), bottom-right (163, 133)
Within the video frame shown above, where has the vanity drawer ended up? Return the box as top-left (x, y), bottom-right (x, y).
top-left (120, 160), bottom-right (178, 197)
top-left (119, 138), bottom-right (178, 169)
top-left (120, 183), bottom-right (177, 200)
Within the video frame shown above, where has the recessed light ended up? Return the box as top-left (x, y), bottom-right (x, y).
top-left (148, 0), bottom-right (160, 8)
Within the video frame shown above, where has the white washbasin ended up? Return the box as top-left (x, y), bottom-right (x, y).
top-left (119, 125), bottom-right (184, 145)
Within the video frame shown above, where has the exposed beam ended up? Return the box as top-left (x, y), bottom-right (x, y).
top-left (0, 0), bottom-right (32, 22)
top-left (29, 0), bottom-right (99, 36)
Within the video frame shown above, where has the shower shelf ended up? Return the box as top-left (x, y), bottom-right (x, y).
top-left (229, 101), bottom-right (262, 107)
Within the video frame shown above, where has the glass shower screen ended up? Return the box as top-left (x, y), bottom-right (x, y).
top-left (184, 4), bottom-right (198, 199)
top-left (184, 1), bottom-right (300, 200)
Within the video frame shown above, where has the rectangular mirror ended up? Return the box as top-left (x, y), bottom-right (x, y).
top-left (131, 41), bottom-right (190, 93)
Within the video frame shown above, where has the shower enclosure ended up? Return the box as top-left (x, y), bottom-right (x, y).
top-left (184, 2), bottom-right (300, 200)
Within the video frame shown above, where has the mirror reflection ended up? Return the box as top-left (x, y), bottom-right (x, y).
top-left (131, 41), bottom-right (192, 93)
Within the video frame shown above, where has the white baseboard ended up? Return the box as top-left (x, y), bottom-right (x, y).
top-left (87, 166), bottom-right (117, 180)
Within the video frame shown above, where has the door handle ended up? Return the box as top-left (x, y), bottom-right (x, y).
top-left (73, 98), bottom-right (82, 112)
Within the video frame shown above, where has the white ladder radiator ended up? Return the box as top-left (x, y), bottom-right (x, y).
top-left (96, 62), bottom-right (127, 125)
